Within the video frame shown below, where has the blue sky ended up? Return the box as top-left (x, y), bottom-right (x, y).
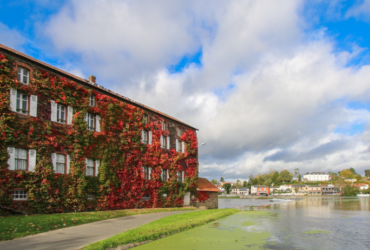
top-left (1, 0), bottom-right (370, 179)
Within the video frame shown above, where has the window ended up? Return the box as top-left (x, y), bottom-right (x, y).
top-left (15, 148), bottom-right (27, 170)
top-left (162, 169), bottom-right (167, 181)
top-left (17, 67), bottom-right (29, 85)
top-left (177, 140), bottom-right (182, 152)
top-left (141, 194), bottom-right (150, 201)
top-left (87, 113), bottom-right (95, 130)
top-left (90, 95), bottom-right (95, 107)
top-left (142, 130), bottom-right (148, 144)
top-left (57, 104), bottom-right (66, 124)
top-left (143, 166), bottom-right (149, 180)
top-left (162, 122), bottom-right (166, 130)
top-left (161, 135), bottom-right (167, 148)
top-left (143, 114), bottom-right (148, 125)
top-left (56, 154), bottom-right (66, 174)
top-left (16, 92), bottom-right (28, 115)
top-left (86, 158), bottom-right (94, 176)
top-left (88, 194), bottom-right (94, 200)
top-left (177, 171), bottom-right (182, 182)
top-left (177, 127), bottom-right (181, 136)
top-left (13, 190), bottom-right (28, 200)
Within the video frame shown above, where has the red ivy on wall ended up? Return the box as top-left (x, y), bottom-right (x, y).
top-left (0, 53), bottom-right (199, 214)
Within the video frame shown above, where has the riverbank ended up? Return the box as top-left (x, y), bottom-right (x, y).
top-left (0, 207), bottom-right (196, 242)
top-left (82, 209), bottom-right (239, 250)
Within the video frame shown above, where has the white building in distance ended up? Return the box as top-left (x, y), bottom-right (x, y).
top-left (303, 171), bottom-right (330, 182)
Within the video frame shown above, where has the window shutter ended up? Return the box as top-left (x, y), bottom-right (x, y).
top-left (141, 130), bottom-right (144, 143)
top-left (28, 149), bottom-right (36, 172)
top-left (51, 101), bottom-right (57, 122)
top-left (95, 160), bottom-right (100, 176)
top-left (182, 171), bottom-right (185, 182)
top-left (85, 113), bottom-right (88, 124)
top-left (7, 147), bottom-right (15, 170)
top-left (141, 166), bottom-right (145, 178)
top-left (182, 142), bottom-right (185, 153)
top-left (167, 137), bottom-right (170, 149)
top-left (67, 106), bottom-right (73, 125)
top-left (96, 115), bottom-right (101, 132)
top-left (51, 153), bottom-right (57, 171)
top-left (161, 169), bottom-right (163, 180)
top-left (176, 139), bottom-right (179, 152)
top-left (167, 169), bottom-right (169, 180)
top-left (160, 135), bottom-right (163, 147)
top-left (10, 88), bottom-right (17, 112)
top-left (148, 167), bottom-right (152, 180)
top-left (148, 131), bottom-right (152, 145)
top-left (67, 155), bottom-right (71, 174)
top-left (29, 95), bottom-right (38, 117)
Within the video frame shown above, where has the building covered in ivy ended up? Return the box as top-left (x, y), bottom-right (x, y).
top-left (0, 43), bottom-right (200, 214)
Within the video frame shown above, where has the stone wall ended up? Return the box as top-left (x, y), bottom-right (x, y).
top-left (192, 192), bottom-right (218, 209)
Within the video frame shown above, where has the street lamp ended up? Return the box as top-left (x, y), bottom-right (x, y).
top-left (200, 142), bottom-right (206, 146)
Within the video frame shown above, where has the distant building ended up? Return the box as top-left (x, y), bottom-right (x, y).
top-left (231, 187), bottom-right (249, 196)
top-left (251, 185), bottom-right (270, 196)
top-left (353, 183), bottom-right (369, 190)
top-left (194, 178), bottom-right (221, 209)
top-left (307, 185), bottom-right (322, 195)
top-left (303, 172), bottom-right (330, 182)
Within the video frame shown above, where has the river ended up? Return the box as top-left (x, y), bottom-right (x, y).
top-left (135, 197), bottom-right (370, 250)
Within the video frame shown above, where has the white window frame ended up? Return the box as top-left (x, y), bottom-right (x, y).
top-left (162, 122), bottom-right (166, 130)
top-left (143, 166), bottom-right (149, 180)
top-left (16, 91), bottom-right (28, 115)
top-left (177, 127), bottom-right (181, 136)
top-left (142, 130), bottom-right (148, 144)
top-left (90, 95), bottom-right (95, 107)
top-left (143, 114), bottom-right (148, 125)
top-left (15, 148), bottom-right (28, 170)
top-left (176, 139), bottom-right (182, 152)
top-left (57, 104), bottom-right (66, 124)
top-left (13, 190), bottom-right (28, 201)
top-left (141, 194), bottom-right (150, 201)
top-left (177, 171), bottom-right (182, 182)
top-left (87, 113), bottom-right (95, 131)
top-left (56, 154), bottom-right (66, 174)
top-left (88, 194), bottom-right (94, 200)
top-left (86, 158), bottom-right (95, 176)
top-left (162, 169), bottom-right (167, 181)
top-left (17, 67), bottom-right (29, 85)
top-left (161, 135), bottom-right (167, 148)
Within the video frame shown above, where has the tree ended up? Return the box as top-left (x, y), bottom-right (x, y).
top-left (235, 179), bottom-right (243, 188)
top-left (349, 168), bottom-right (357, 175)
top-left (278, 169), bottom-right (293, 182)
top-left (340, 169), bottom-right (354, 179)
top-left (328, 172), bottom-right (338, 176)
top-left (298, 174), bottom-right (302, 182)
top-left (220, 177), bottom-right (225, 182)
top-left (342, 185), bottom-right (359, 196)
top-left (355, 175), bottom-right (362, 181)
top-left (294, 168), bottom-right (300, 179)
top-left (365, 170), bottom-right (370, 177)
top-left (210, 179), bottom-right (218, 185)
top-left (223, 183), bottom-right (232, 194)
top-left (271, 171), bottom-right (279, 184)
top-left (243, 181), bottom-right (248, 187)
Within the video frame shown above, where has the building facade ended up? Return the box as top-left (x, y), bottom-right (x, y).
top-left (251, 185), bottom-right (270, 196)
top-left (303, 172), bottom-right (331, 182)
top-left (0, 44), bottom-right (199, 214)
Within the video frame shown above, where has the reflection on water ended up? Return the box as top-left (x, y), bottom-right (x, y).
top-left (221, 197), bottom-right (370, 249)
top-left (218, 198), bottom-right (293, 209)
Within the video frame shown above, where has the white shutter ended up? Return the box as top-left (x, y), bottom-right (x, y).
top-left (176, 139), bottom-right (179, 152)
top-left (148, 167), bottom-right (152, 180)
top-left (28, 149), bottom-right (36, 172)
top-left (160, 135), bottom-right (163, 147)
top-left (142, 166), bottom-right (145, 178)
top-left (148, 131), bottom-right (152, 145)
top-left (51, 153), bottom-right (57, 171)
top-left (167, 169), bottom-right (169, 180)
top-left (95, 160), bottom-right (100, 176)
top-left (51, 100), bottom-right (57, 122)
top-left (182, 171), bottom-right (185, 182)
top-left (30, 95), bottom-right (38, 117)
top-left (67, 155), bottom-right (71, 174)
top-left (182, 141), bottom-right (185, 153)
top-left (10, 88), bottom-right (17, 112)
top-left (85, 113), bottom-right (88, 124)
top-left (141, 130), bottom-right (144, 143)
top-left (96, 115), bottom-right (101, 132)
top-left (67, 106), bottom-right (73, 125)
top-left (161, 169), bottom-right (163, 180)
top-left (167, 137), bottom-right (170, 149)
top-left (7, 147), bottom-right (15, 170)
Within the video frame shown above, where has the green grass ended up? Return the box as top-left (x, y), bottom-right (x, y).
top-left (83, 208), bottom-right (240, 250)
top-left (0, 207), bottom-right (196, 241)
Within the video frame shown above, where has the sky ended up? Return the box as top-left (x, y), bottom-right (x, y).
top-left (1, 0), bottom-right (370, 182)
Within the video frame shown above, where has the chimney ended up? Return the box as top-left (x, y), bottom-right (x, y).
top-left (89, 75), bottom-right (96, 84)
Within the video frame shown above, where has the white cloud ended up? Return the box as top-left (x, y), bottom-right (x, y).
top-left (42, 0), bottom-right (370, 180)
top-left (346, 0), bottom-right (370, 22)
top-left (0, 22), bottom-right (26, 49)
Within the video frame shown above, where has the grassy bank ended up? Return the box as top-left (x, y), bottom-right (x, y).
top-left (0, 207), bottom-right (196, 241)
top-left (83, 208), bottom-right (240, 250)
top-left (218, 196), bottom-right (240, 199)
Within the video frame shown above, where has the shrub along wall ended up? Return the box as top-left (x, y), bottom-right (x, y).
top-left (0, 53), bottom-right (198, 214)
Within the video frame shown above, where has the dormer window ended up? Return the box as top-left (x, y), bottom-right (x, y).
top-left (162, 122), bottom-right (166, 130)
top-left (17, 67), bottom-right (29, 85)
top-left (143, 114), bottom-right (148, 125)
top-left (90, 95), bottom-right (95, 107)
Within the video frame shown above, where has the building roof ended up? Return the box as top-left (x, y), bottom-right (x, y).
top-left (239, 187), bottom-right (249, 191)
top-left (304, 171), bottom-right (328, 175)
top-left (0, 43), bottom-right (198, 131)
top-left (252, 185), bottom-right (269, 188)
top-left (198, 178), bottom-right (221, 192)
